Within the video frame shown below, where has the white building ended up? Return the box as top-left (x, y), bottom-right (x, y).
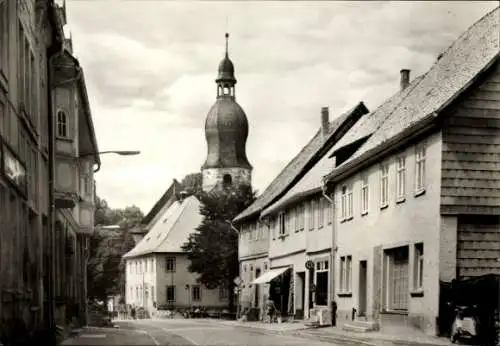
top-left (258, 103), bottom-right (368, 323)
top-left (124, 188), bottom-right (228, 314)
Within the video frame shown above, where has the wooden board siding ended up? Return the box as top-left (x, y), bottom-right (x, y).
top-left (457, 215), bottom-right (500, 280)
top-left (441, 61), bottom-right (500, 215)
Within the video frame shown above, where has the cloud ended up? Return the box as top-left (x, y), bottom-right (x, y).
top-left (65, 0), bottom-right (498, 212)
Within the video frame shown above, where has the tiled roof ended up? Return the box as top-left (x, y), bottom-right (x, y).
top-left (262, 146), bottom-right (336, 217)
top-left (123, 195), bottom-right (202, 258)
top-left (141, 179), bottom-right (182, 226)
top-left (234, 102), bottom-right (368, 223)
top-left (327, 7), bottom-right (499, 180)
top-left (331, 75), bottom-right (425, 154)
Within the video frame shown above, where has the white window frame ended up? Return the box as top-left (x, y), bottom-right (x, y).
top-left (192, 285), bottom-right (201, 302)
top-left (396, 156), bottom-right (406, 201)
top-left (326, 197), bottom-right (333, 224)
top-left (415, 146), bottom-right (426, 194)
top-left (309, 199), bottom-right (316, 230)
top-left (339, 255), bottom-right (352, 293)
top-left (340, 186), bottom-right (353, 221)
top-left (278, 212), bottom-right (286, 236)
top-left (360, 175), bottom-right (369, 215)
top-left (414, 243), bottom-right (424, 291)
top-left (297, 204), bottom-right (305, 231)
top-left (380, 163), bottom-right (389, 208)
top-left (165, 256), bottom-right (176, 273)
top-left (318, 198), bottom-right (325, 228)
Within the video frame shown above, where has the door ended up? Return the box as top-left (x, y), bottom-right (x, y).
top-left (254, 269), bottom-right (261, 308)
top-left (358, 260), bottom-right (367, 317)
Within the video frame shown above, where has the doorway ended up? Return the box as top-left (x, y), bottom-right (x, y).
top-left (358, 260), bottom-right (367, 317)
top-left (296, 272), bottom-right (306, 319)
top-left (254, 268), bottom-right (261, 308)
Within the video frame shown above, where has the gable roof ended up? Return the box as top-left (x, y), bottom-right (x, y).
top-left (234, 102), bottom-right (369, 223)
top-left (141, 179), bottom-right (183, 226)
top-left (262, 145), bottom-right (337, 217)
top-left (326, 7), bottom-right (499, 183)
top-left (123, 195), bottom-right (202, 258)
top-left (331, 74), bottom-right (425, 155)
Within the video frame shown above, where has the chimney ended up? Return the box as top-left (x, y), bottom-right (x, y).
top-left (400, 69), bottom-right (410, 90)
top-left (321, 106), bottom-right (329, 139)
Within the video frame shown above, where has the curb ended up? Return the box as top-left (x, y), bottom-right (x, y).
top-left (290, 330), bottom-right (452, 346)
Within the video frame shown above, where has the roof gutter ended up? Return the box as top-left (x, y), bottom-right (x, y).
top-left (323, 112), bottom-right (438, 185)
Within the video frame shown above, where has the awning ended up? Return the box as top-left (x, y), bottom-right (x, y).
top-left (251, 267), bottom-right (290, 285)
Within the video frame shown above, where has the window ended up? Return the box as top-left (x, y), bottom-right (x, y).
top-left (415, 146), bottom-right (426, 193)
top-left (165, 257), bottom-right (175, 272)
top-left (414, 243), bottom-right (424, 291)
top-left (151, 285), bottom-right (155, 302)
top-left (308, 199), bottom-right (316, 230)
top-left (57, 110), bottom-right (68, 138)
top-left (315, 260), bottom-right (329, 306)
top-left (326, 198), bottom-right (333, 224)
top-left (318, 198), bottom-right (324, 228)
top-left (361, 175), bottom-right (369, 215)
top-left (278, 212), bottom-right (287, 236)
top-left (339, 255), bottom-right (352, 293)
top-left (380, 164), bottom-right (389, 207)
top-left (145, 259), bottom-right (148, 272)
top-left (396, 156), bottom-right (406, 201)
top-left (297, 204), bottom-right (305, 231)
top-left (192, 285), bottom-right (201, 302)
top-left (219, 286), bottom-right (228, 300)
top-left (340, 186), bottom-right (353, 221)
top-left (0, 1), bottom-right (8, 78)
top-left (384, 246), bottom-right (409, 311)
top-left (166, 285), bottom-right (175, 302)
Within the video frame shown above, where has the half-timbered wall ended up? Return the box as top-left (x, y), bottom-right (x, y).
top-left (441, 61), bottom-right (500, 215)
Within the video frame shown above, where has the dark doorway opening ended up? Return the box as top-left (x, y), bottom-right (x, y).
top-left (358, 260), bottom-right (367, 317)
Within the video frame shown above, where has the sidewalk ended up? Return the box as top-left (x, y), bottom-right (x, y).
top-left (209, 319), bottom-right (454, 346)
top-left (292, 326), bottom-right (454, 346)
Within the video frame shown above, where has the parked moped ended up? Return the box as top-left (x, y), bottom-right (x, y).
top-left (451, 305), bottom-right (479, 344)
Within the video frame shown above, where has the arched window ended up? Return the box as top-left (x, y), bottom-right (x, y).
top-left (57, 110), bottom-right (68, 138)
top-left (223, 174), bottom-right (232, 186)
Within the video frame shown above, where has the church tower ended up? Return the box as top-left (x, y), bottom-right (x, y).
top-left (201, 33), bottom-right (252, 192)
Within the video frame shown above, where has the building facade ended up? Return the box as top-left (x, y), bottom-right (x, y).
top-left (0, 0), bottom-right (66, 342)
top-left (324, 8), bottom-right (499, 336)
top-left (124, 193), bottom-right (229, 314)
top-left (235, 104), bottom-right (369, 321)
top-left (258, 104), bottom-right (368, 323)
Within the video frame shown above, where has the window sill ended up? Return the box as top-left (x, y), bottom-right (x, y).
top-left (410, 290), bottom-right (424, 297)
top-left (340, 216), bottom-right (353, 223)
top-left (381, 309), bottom-right (408, 315)
top-left (414, 189), bottom-right (425, 197)
top-left (56, 136), bottom-right (73, 143)
top-left (396, 197), bottom-right (406, 204)
top-left (380, 204), bottom-right (388, 210)
top-left (337, 292), bottom-right (352, 298)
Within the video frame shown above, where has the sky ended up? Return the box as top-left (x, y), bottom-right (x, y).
top-left (65, 0), bottom-right (498, 214)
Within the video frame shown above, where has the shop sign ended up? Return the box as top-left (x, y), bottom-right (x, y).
top-left (305, 260), bottom-right (314, 270)
top-left (2, 143), bottom-right (27, 195)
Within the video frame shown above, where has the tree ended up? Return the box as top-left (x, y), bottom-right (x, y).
top-left (87, 196), bottom-right (144, 302)
top-left (182, 185), bottom-right (255, 311)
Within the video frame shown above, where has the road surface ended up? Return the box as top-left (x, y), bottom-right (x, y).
top-left (62, 319), bottom-right (363, 346)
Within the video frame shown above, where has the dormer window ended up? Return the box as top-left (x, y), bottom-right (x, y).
top-left (57, 110), bottom-right (68, 138)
